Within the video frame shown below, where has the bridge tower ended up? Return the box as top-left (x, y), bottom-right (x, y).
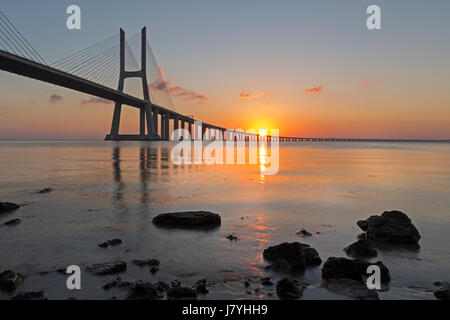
top-left (106, 27), bottom-right (159, 141)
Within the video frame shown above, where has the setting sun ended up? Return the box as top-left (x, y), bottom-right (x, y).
top-left (259, 129), bottom-right (267, 136)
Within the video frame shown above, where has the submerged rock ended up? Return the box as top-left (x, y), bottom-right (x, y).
top-left (11, 290), bottom-right (45, 300)
top-left (98, 239), bottom-right (124, 248)
top-left (434, 282), bottom-right (450, 300)
top-left (357, 210), bottom-right (421, 244)
top-left (167, 286), bottom-right (198, 300)
top-left (322, 257), bottom-right (390, 283)
top-left (0, 202), bottom-right (20, 213)
top-left (152, 211), bottom-right (221, 229)
top-left (126, 281), bottom-right (163, 300)
top-left (3, 218), bottom-right (21, 226)
top-left (261, 277), bottom-right (274, 286)
top-left (0, 270), bottom-right (24, 291)
top-left (37, 187), bottom-right (53, 194)
top-left (263, 242), bottom-right (321, 270)
top-left (86, 261), bottom-right (127, 275)
top-left (344, 239), bottom-right (378, 258)
top-left (325, 279), bottom-right (379, 300)
top-left (132, 259), bottom-right (160, 267)
top-left (225, 233), bottom-right (239, 240)
top-left (297, 228), bottom-right (312, 236)
top-left (195, 279), bottom-right (209, 294)
top-left (276, 278), bottom-right (306, 300)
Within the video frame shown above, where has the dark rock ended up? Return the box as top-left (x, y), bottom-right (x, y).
top-left (126, 281), bottom-right (162, 300)
top-left (261, 277), bottom-right (274, 286)
top-left (225, 233), bottom-right (239, 240)
top-left (297, 228), bottom-right (312, 236)
top-left (344, 239), bottom-right (378, 258)
top-left (244, 281), bottom-right (250, 288)
top-left (102, 277), bottom-right (131, 290)
top-left (86, 261), bottom-right (127, 275)
top-left (167, 286), bottom-right (197, 300)
top-left (37, 187), bottom-right (53, 194)
top-left (434, 282), bottom-right (450, 300)
top-left (152, 211), bottom-right (221, 229)
top-left (11, 290), bottom-right (45, 300)
top-left (0, 202), bottom-right (20, 213)
top-left (325, 279), bottom-right (379, 300)
top-left (322, 257), bottom-right (390, 283)
top-left (265, 260), bottom-right (293, 273)
top-left (132, 259), bottom-right (160, 267)
top-left (0, 270), bottom-right (24, 291)
top-left (150, 267), bottom-right (159, 274)
top-left (357, 210), bottom-right (421, 244)
top-left (263, 242), bottom-right (321, 270)
top-left (276, 278), bottom-right (306, 300)
top-left (98, 239), bottom-right (124, 248)
top-left (195, 279), bottom-right (209, 294)
top-left (153, 281), bottom-right (169, 292)
top-left (171, 280), bottom-right (181, 288)
top-left (3, 218), bottom-right (21, 226)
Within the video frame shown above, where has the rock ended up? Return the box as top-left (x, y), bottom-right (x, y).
top-left (434, 282), bottom-right (450, 300)
top-left (276, 278), bottom-right (306, 299)
top-left (171, 280), bottom-right (181, 288)
top-left (265, 260), bottom-right (293, 273)
top-left (297, 228), bottom-right (312, 236)
top-left (244, 281), bottom-right (250, 288)
top-left (263, 242), bottom-right (321, 270)
top-left (11, 290), bottom-right (45, 300)
top-left (153, 281), bottom-right (170, 292)
top-left (102, 277), bottom-right (130, 290)
top-left (126, 281), bottom-right (162, 300)
top-left (357, 210), bottom-right (421, 244)
top-left (261, 277), bottom-right (274, 286)
top-left (167, 286), bottom-right (198, 300)
top-left (195, 279), bottom-right (209, 294)
top-left (0, 202), bottom-right (20, 213)
top-left (98, 239), bottom-right (124, 248)
top-left (325, 279), bottom-right (379, 300)
top-left (3, 218), bottom-right (21, 226)
top-left (322, 257), bottom-right (390, 283)
top-left (344, 239), bottom-right (378, 258)
top-left (152, 211), bottom-right (221, 229)
top-left (37, 187), bottom-right (53, 194)
top-left (0, 270), bottom-right (24, 291)
top-left (225, 233), bottom-right (239, 240)
top-left (86, 261), bottom-right (127, 275)
top-left (150, 267), bottom-right (159, 274)
top-left (132, 259), bottom-right (160, 267)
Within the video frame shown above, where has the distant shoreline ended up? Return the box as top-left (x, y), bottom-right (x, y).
top-left (0, 139), bottom-right (449, 143)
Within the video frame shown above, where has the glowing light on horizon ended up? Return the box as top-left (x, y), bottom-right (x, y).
top-left (259, 129), bottom-right (267, 136)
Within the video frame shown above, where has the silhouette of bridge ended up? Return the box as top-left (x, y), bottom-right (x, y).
top-left (1, 12), bottom-right (445, 143)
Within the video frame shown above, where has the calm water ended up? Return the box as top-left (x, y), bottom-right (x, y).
top-left (0, 140), bottom-right (449, 300)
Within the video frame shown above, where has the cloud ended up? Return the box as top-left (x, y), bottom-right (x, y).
top-left (149, 67), bottom-right (208, 104)
top-left (360, 78), bottom-right (382, 87)
top-left (239, 92), bottom-right (264, 100)
top-left (304, 85), bottom-right (323, 94)
top-left (81, 97), bottom-right (113, 105)
top-left (49, 94), bottom-right (63, 103)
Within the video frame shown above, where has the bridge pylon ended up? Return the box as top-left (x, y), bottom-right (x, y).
top-left (105, 27), bottom-right (160, 141)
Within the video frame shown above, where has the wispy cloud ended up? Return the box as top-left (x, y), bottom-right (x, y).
top-left (49, 94), bottom-right (63, 103)
top-left (360, 78), bottom-right (382, 87)
top-left (149, 67), bottom-right (208, 104)
top-left (304, 85), bottom-right (323, 94)
top-left (81, 97), bottom-right (113, 105)
top-left (239, 92), bottom-right (265, 100)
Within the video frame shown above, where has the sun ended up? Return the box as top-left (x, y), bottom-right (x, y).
top-left (259, 129), bottom-right (267, 136)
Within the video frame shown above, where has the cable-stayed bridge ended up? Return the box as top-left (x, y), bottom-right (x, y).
top-left (1, 12), bottom-right (445, 143)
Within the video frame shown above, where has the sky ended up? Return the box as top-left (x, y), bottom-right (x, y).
top-left (0, 0), bottom-right (449, 139)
